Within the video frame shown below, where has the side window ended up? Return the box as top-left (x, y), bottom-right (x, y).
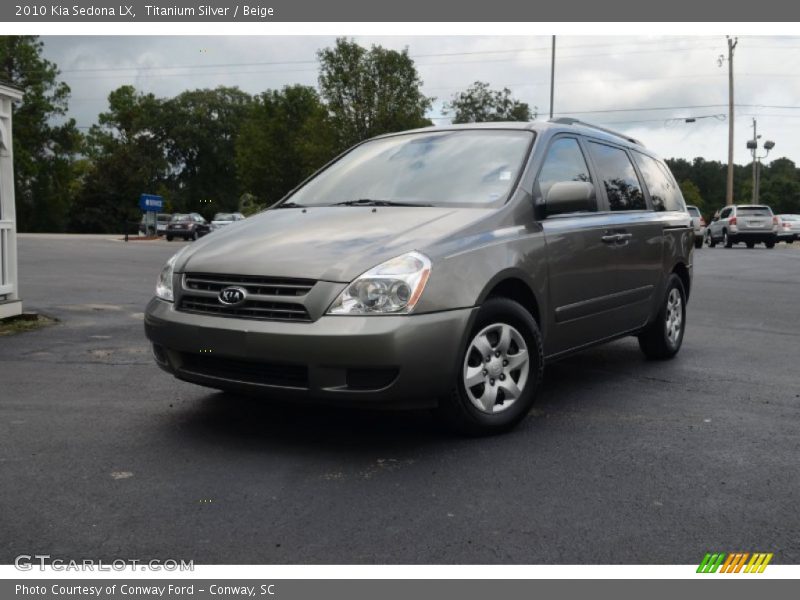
top-left (719, 207), bottom-right (731, 219)
top-left (633, 152), bottom-right (685, 212)
top-left (536, 137), bottom-right (593, 207)
top-left (587, 142), bottom-right (646, 211)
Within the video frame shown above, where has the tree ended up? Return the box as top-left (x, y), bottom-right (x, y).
top-left (317, 38), bottom-right (433, 150)
top-left (236, 85), bottom-right (336, 207)
top-left (70, 86), bottom-right (169, 232)
top-left (0, 36), bottom-right (82, 232)
top-left (679, 179), bottom-right (706, 214)
top-left (161, 87), bottom-right (252, 216)
top-left (446, 81), bottom-right (535, 123)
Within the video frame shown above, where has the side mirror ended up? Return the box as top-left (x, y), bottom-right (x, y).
top-left (545, 181), bottom-right (596, 216)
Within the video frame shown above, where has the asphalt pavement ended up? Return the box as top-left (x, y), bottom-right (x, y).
top-left (1, 234), bottom-right (798, 564)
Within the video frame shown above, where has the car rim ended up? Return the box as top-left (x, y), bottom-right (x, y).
top-left (463, 322), bottom-right (530, 414)
top-left (665, 288), bottom-right (683, 347)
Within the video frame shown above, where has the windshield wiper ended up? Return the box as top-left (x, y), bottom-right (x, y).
top-left (330, 198), bottom-right (432, 207)
top-left (273, 201), bottom-right (304, 209)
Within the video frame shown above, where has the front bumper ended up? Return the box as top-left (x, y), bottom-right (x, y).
top-left (144, 298), bottom-right (476, 409)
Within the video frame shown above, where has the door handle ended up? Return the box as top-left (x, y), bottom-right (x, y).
top-left (601, 234), bottom-right (618, 244)
top-left (616, 233), bottom-right (633, 241)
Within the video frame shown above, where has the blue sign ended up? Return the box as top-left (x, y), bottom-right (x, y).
top-left (139, 193), bottom-right (164, 212)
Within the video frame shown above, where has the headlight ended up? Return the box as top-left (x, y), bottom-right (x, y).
top-left (327, 251), bottom-right (432, 315)
top-left (155, 247), bottom-right (189, 302)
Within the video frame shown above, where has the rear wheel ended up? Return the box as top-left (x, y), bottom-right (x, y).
top-left (638, 274), bottom-right (686, 360)
top-left (191, 230), bottom-right (199, 241)
top-left (694, 237), bottom-right (703, 249)
top-left (746, 241), bottom-right (755, 249)
top-left (724, 231), bottom-right (733, 248)
top-left (435, 298), bottom-right (543, 436)
top-left (166, 235), bottom-right (173, 242)
top-left (765, 240), bottom-right (775, 249)
top-left (707, 232), bottom-right (716, 248)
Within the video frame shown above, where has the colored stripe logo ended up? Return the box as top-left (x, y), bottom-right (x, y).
top-left (697, 552), bottom-right (773, 573)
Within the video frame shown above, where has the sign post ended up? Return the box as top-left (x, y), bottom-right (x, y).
top-left (138, 193), bottom-right (164, 237)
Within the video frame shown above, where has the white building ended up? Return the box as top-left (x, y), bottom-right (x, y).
top-left (0, 83), bottom-right (23, 320)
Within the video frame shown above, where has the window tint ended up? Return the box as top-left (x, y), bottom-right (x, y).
top-left (686, 206), bottom-right (700, 216)
top-left (536, 137), bottom-right (592, 203)
top-left (587, 142), bottom-right (646, 211)
top-left (738, 206), bottom-right (772, 216)
top-left (632, 152), bottom-right (685, 212)
top-left (719, 207), bottom-right (732, 219)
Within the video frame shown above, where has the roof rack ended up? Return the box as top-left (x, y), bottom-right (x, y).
top-left (549, 117), bottom-right (644, 147)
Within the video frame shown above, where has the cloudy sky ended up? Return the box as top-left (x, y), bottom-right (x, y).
top-left (41, 35), bottom-right (800, 166)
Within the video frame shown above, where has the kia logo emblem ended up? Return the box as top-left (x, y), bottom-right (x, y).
top-left (218, 286), bottom-right (247, 306)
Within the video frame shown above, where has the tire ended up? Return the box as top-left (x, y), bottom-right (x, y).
top-left (638, 274), bottom-right (687, 360)
top-left (765, 240), bottom-right (775, 249)
top-left (723, 230), bottom-right (733, 248)
top-left (166, 235), bottom-right (173, 242)
top-left (694, 237), bottom-right (703, 249)
top-left (435, 297), bottom-right (543, 436)
top-left (191, 230), bottom-right (198, 241)
top-left (707, 232), bottom-right (717, 248)
top-left (746, 241), bottom-right (755, 249)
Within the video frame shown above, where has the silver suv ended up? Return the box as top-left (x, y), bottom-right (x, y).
top-left (145, 120), bottom-right (693, 435)
top-left (706, 204), bottom-right (778, 249)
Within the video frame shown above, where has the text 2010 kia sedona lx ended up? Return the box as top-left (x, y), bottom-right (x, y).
top-left (145, 119), bottom-right (693, 435)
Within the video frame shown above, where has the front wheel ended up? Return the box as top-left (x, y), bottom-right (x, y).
top-left (765, 240), bottom-right (775, 249)
top-left (435, 297), bottom-right (543, 436)
top-left (746, 241), bottom-right (755, 249)
top-left (694, 237), bottom-right (703, 249)
top-left (724, 231), bottom-right (733, 248)
top-left (707, 232), bottom-right (717, 248)
top-left (166, 235), bottom-right (173, 242)
top-left (638, 274), bottom-right (687, 360)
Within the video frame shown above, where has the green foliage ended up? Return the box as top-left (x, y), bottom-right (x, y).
top-left (678, 179), bottom-right (705, 213)
top-left (317, 38), bottom-right (433, 150)
top-left (162, 87), bottom-right (252, 216)
top-left (447, 81), bottom-right (535, 123)
top-left (236, 85), bottom-right (336, 207)
top-left (0, 35), bottom-right (82, 232)
top-left (70, 86), bottom-right (169, 232)
top-left (666, 156), bottom-right (800, 219)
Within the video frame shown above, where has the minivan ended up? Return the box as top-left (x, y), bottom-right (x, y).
top-left (145, 119), bottom-right (693, 435)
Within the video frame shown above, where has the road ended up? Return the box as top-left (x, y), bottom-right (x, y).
top-left (1, 234), bottom-right (798, 564)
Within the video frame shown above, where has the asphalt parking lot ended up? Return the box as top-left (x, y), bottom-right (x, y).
top-left (1, 234), bottom-right (798, 564)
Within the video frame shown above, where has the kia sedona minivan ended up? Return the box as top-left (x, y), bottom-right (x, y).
top-left (145, 119), bottom-right (693, 435)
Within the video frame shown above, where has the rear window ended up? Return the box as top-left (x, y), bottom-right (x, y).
top-left (686, 206), bottom-right (700, 216)
top-left (781, 215), bottom-right (798, 221)
top-left (171, 214), bottom-right (191, 222)
top-left (738, 206), bottom-right (772, 217)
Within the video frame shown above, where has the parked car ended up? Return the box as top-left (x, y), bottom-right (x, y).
top-left (686, 205), bottom-right (706, 249)
top-left (777, 214), bottom-right (800, 243)
top-left (210, 212), bottom-right (246, 230)
top-left (706, 204), bottom-right (778, 249)
top-left (165, 213), bottom-right (210, 241)
top-left (145, 120), bottom-right (693, 435)
top-left (138, 213), bottom-right (171, 236)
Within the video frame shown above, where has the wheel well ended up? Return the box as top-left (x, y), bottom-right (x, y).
top-left (485, 278), bottom-right (541, 327)
top-left (672, 263), bottom-right (691, 299)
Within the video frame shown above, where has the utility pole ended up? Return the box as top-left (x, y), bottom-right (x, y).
top-left (724, 36), bottom-right (738, 206)
top-left (549, 35), bottom-right (556, 120)
top-left (751, 118), bottom-right (758, 203)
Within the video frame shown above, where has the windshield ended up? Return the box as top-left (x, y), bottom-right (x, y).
top-left (738, 206), bottom-right (772, 216)
top-left (286, 130), bottom-right (534, 208)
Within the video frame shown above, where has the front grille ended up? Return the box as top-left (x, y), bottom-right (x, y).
top-left (180, 353), bottom-right (308, 388)
top-left (178, 273), bottom-right (314, 322)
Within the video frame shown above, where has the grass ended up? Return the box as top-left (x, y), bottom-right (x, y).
top-left (0, 314), bottom-right (57, 336)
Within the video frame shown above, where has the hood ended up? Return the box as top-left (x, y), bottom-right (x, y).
top-left (178, 206), bottom-right (493, 282)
